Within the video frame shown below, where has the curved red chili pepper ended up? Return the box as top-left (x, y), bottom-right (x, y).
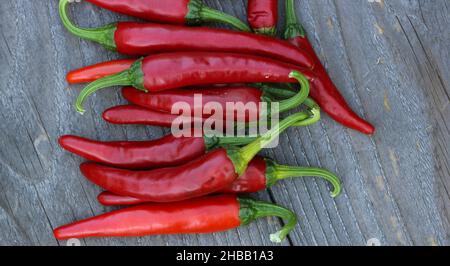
top-left (284, 0), bottom-right (375, 135)
top-left (74, 0), bottom-right (251, 31)
top-left (53, 195), bottom-right (298, 243)
top-left (75, 52), bottom-right (314, 114)
top-left (247, 0), bottom-right (279, 36)
top-left (59, 2), bottom-right (313, 66)
top-left (121, 86), bottom-right (263, 120)
top-left (59, 134), bottom-right (253, 170)
top-left (97, 156), bottom-right (341, 206)
top-left (66, 59), bottom-right (134, 84)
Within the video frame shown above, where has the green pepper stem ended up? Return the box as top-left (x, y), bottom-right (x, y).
top-left (204, 136), bottom-right (256, 151)
top-left (199, 6), bottom-right (252, 32)
top-left (254, 27), bottom-right (277, 36)
top-left (284, 0), bottom-right (306, 39)
top-left (75, 59), bottom-right (145, 114)
top-left (230, 90), bottom-right (317, 176)
top-left (267, 162), bottom-right (342, 198)
top-left (278, 71), bottom-right (310, 113)
top-left (59, 0), bottom-right (117, 50)
top-left (238, 198), bottom-right (297, 243)
top-left (292, 99), bottom-right (321, 127)
top-left (75, 70), bottom-right (131, 115)
top-left (259, 84), bottom-right (297, 99)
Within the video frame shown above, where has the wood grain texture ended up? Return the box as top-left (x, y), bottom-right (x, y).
top-left (0, 0), bottom-right (448, 246)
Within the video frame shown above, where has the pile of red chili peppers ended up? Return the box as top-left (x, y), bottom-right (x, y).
top-left (54, 0), bottom-right (375, 244)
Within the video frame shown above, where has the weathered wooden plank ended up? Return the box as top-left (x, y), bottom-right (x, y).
top-left (0, 0), bottom-right (448, 246)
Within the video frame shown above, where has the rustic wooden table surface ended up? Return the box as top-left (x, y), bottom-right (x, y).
top-left (0, 0), bottom-right (449, 246)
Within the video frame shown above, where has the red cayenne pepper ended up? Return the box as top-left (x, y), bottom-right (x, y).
top-left (247, 0), bottom-right (279, 36)
top-left (59, 0), bottom-right (313, 68)
top-left (74, 0), bottom-right (250, 31)
top-left (120, 85), bottom-right (308, 120)
top-left (78, 83), bottom-right (316, 203)
top-left (97, 156), bottom-right (341, 207)
top-left (59, 134), bottom-right (253, 170)
top-left (284, 0), bottom-right (375, 135)
top-left (53, 195), bottom-right (297, 243)
top-left (74, 53), bottom-right (317, 114)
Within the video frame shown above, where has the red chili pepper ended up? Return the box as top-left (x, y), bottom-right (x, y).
top-left (59, 134), bottom-right (254, 170)
top-left (284, 0), bottom-right (375, 135)
top-left (79, 91), bottom-right (318, 203)
top-left (121, 85), bottom-right (306, 120)
top-left (60, 0), bottom-right (314, 69)
top-left (53, 195), bottom-right (297, 243)
top-left (74, 53), bottom-right (315, 114)
top-left (68, 0), bottom-right (251, 31)
top-left (66, 59), bottom-right (134, 84)
top-left (97, 156), bottom-right (341, 207)
top-left (247, 0), bottom-right (279, 36)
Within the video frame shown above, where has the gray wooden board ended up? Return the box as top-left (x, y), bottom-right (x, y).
top-left (0, 0), bottom-right (448, 246)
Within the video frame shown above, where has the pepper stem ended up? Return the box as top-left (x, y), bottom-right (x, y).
top-left (75, 70), bottom-right (131, 114)
top-left (278, 72), bottom-right (310, 113)
top-left (229, 76), bottom-right (316, 176)
top-left (284, 0), bottom-right (306, 39)
top-left (75, 59), bottom-right (145, 114)
top-left (266, 160), bottom-right (342, 197)
top-left (239, 198), bottom-right (297, 243)
top-left (59, 0), bottom-right (117, 50)
top-left (255, 27), bottom-right (277, 36)
top-left (204, 136), bottom-right (256, 151)
top-left (199, 6), bottom-right (252, 32)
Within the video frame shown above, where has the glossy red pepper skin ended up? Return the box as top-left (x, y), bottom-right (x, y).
top-left (138, 52), bottom-right (309, 92)
top-left (113, 22), bottom-right (313, 67)
top-left (247, 0), bottom-right (278, 35)
top-left (102, 105), bottom-right (190, 127)
top-left (54, 194), bottom-right (241, 240)
top-left (59, 135), bottom-right (206, 169)
top-left (86, 0), bottom-right (190, 24)
top-left (122, 86), bottom-right (262, 120)
top-left (80, 148), bottom-right (238, 202)
top-left (97, 156), bottom-right (267, 206)
top-left (66, 59), bottom-right (134, 84)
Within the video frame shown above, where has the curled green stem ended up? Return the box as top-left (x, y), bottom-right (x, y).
top-left (59, 0), bottom-right (117, 50)
top-left (267, 161), bottom-right (342, 197)
top-left (284, 0), bottom-right (306, 39)
top-left (239, 198), bottom-right (297, 243)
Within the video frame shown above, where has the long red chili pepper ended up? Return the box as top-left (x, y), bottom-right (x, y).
top-left (97, 156), bottom-right (341, 207)
top-left (284, 0), bottom-right (375, 135)
top-left (59, 134), bottom-right (253, 170)
top-left (120, 85), bottom-right (306, 120)
top-left (79, 81), bottom-right (316, 202)
top-left (53, 195), bottom-right (297, 243)
top-left (247, 0), bottom-right (279, 36)
top-left (66, 0), bottom-right (250, 32)
top-left (60, 0), bottom-right (313, 68)
top-left (74, 52), bottom-right (316, 114)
